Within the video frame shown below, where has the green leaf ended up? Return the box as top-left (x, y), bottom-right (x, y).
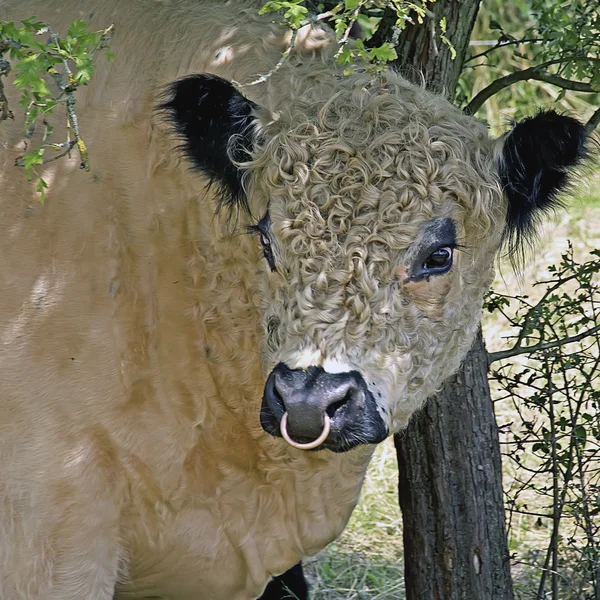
top-left (29, 75), bottom-right (51, 96)
top-left (21, 17), bottom-right (47, 32)
top-left (75, 65), bottom-right (95, 85)
top-left (22, 147), bottom-right (45, 178)
top-left (370, 42), bottom-right (398, 63)
top-left (67, 18), bottom-right (89, 39)
top-left (336, 46), bottom-right (353, 65)
top-left (284, 4), bottom-right (308, 28)
top-left (575, 424), bottom-right (587, 447)
top-left (36, 176), bottom-right (48, 203)
top-left (15, 29), bottom-right (38, 48)
top-left (259, 1), bottom-right (284, 14)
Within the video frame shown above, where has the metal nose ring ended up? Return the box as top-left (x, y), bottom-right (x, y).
top-left (279, 412), bottom-right (331, 450)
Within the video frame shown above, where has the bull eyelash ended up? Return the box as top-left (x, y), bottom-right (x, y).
top-left (452, 242), bottom-right (472, 255)
top-left (246, 223), bottom-right (262, 236)
top-left (247, 217), bottom-right (276, 271)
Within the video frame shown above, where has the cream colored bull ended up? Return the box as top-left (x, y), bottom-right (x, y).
top-left (0, 1), bottom-right (587, 599)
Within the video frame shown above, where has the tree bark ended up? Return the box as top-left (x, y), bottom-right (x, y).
top-left (391, 0), bottom-right (480, 97)
top-left (396, 332), bottom-right (513, 599)
top-left (392, 3), bottom-right (515, 597)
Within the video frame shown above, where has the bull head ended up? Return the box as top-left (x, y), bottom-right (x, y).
top-left (161, 73), bottom-right (587, 453)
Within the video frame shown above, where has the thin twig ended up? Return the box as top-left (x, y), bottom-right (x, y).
top-left (235, 27), bottom-right (299, 88)
top-left (488, 324), bottom-right (600, 364)
top-left (89, 24), bottom-right (115, 61)
top-left (489, 267), bottom-right (589, 363)
top-left (464, 37), bottom-right (543, 64)
top-left (334, 1), bottom-right (364, 58)
top-left (549, 361), bottom-right (559, 600)
top-left (47, 29), bottom-right (89, 170)
top-left (587, 107), bottom-right (600, 133)
top-left (235, 6), bottom-right (340, 89)
top-left (14, 140), bottom-right (77, 168)
top-left (573, 407), bottom-right (600, 600)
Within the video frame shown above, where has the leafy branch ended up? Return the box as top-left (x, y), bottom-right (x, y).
top-left (248, 0), bottom-right (440, 85)
top-left (490, 244), bottom-right (600, 598)
top-left (462, 0), bottom-right (599, 122)
top-left (489, 323), bottom-right (600, 364)
top-left (0, 17), bottom-right (114, 201)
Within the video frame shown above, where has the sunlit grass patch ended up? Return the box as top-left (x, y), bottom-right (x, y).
top-left (575, 193), bottom-right (600, 209)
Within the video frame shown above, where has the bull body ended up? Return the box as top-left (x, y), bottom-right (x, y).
top-left (0, 1), bottom-right (587, 599)
top-left (0, 3), bottom-right (375, 598)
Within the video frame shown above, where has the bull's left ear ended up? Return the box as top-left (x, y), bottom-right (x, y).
top-left (497, 110), bottom-right (588, 247)
top-left (160, 74), bottom-right (259, 212)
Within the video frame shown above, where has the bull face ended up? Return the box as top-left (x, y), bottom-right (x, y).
top-left (162, 74), bottom-right (587, 453)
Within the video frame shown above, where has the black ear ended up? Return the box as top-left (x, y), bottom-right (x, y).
top-left (160, 74), bottom-right (258, 212)
top-left (498, 110), bottom-right (587, 249)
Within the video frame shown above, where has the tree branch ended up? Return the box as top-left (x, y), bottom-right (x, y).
top-left (464, 57), bottom-right (600, 115)
top-left (532, 71), bottom-right (597, 93)
top-left (365, 4), bottom-right (397, 49)
top-left (488, 324), bottom-right (600, 364)
top-left (47, 29), bottom-right (89, 170)
top-left (587, 106), bottom-right (600, 133)
top-left (15, 140), bottom-right (77, 169)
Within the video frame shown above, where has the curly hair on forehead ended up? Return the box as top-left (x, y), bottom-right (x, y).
top-left (246, 70), bottom-right (505, 250)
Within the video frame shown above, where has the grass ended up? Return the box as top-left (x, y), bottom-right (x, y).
top-left (305, 439), bottom-right (405, 600)
top-left (304, 189), bottom-right (600, 599)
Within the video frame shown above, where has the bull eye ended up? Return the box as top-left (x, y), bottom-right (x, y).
top-left (423, 246), bottom-right (453, 274)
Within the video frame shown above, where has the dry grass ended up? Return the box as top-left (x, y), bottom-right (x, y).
top-left (305, 439), bottom-right (405, 600)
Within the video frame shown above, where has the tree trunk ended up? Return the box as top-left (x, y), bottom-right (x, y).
top-left (392, 3), bottom-right (515, 598)
top-left (396, 332), bottom-right (513, 599)
top-left (392, 0), bottom-right (480, 96)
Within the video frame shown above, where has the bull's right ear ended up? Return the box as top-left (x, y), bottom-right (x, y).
top-left (160, 74), bottom-right (259, 212)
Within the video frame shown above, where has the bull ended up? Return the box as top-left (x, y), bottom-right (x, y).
top-left (0, 0), bottom-right (587, 598)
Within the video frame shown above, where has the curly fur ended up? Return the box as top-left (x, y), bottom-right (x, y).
top-left (246, 71), bottom-right (504, 429)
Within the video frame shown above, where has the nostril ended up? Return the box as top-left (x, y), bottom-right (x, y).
top-left (326, 398), bottom-right (346, 419)
top-left (326, 389), bottom-right (353, 419)
top-left (265, 371), bottom-right (286, 413)
top-left (272, 383), bottom-right (284, 408)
